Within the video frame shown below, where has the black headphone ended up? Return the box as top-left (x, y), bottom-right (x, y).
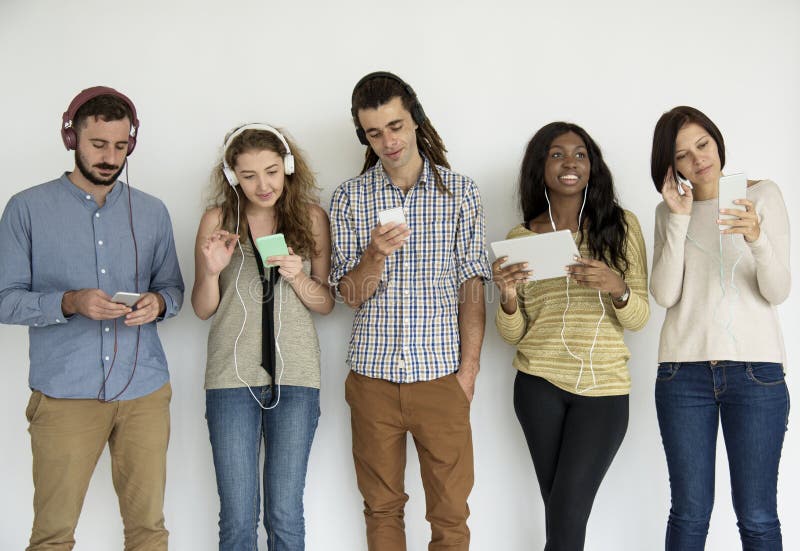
top-left (351, 71), bottom-right (427, 146)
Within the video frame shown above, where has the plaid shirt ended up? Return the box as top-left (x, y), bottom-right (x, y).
top-left (329, 158), bottom-right (491, 383)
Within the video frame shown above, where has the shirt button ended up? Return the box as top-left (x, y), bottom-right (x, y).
top-left (104, 327), bottom-right (110, 332)
top-left (95, 213), bottom-right (100, 218)
top-left (85, 195), bottom-right (91, 200)
top-left (98, 240), bottom-right (103, 246)
top-left (55, 318), bottom-right (61, 323)
top-left (104, 356), bottom-right (110, 361)
top-left (403, 290), bottom-right (410, 296)
top-left (404, 319), bottom-right (409, 325)
top-left (404, 263), bottom-right (410, 268)
top-left (100, 269), bottom-right (106, 274)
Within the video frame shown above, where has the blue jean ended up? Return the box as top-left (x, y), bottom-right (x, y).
top-left (206, 385), bottom-right (320, 551)
top-left (655, 361), bottom-right (789, 551)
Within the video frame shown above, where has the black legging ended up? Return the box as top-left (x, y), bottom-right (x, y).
top-left (514, 371), bottom-right (629, 551)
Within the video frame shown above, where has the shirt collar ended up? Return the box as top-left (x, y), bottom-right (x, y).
top-left (374, 156), bottom-right (433, 190)
top-left (59, 172), bottom-right (125, 210)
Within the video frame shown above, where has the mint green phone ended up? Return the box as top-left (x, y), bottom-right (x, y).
top-left (255, 233), bottom-right (289, 268)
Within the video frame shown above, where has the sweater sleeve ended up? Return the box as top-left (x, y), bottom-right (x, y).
top-left (495, 285), bottom-right (528, 345)
top-left (746, 181), bottom-right (791, 304)
top-left (614, 211), bottom-right (649, 331)
top-left (494, 225), bottom-right (530, 345)
top-left (650, 202), bottom-right (690, 308)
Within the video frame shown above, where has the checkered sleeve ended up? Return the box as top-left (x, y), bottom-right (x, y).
top-left (328, 184), bottom-right (360, 296)
top-left (454, 179), bottom-right (491, 286)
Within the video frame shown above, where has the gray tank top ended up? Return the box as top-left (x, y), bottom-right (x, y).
top-left (205, 240), bottom-right (321, 389)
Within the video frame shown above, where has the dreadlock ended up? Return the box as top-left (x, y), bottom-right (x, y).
top-left (351, 73), bottom-right (451, 195)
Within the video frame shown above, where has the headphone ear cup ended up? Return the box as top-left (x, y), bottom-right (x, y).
top-left (127, 128), bottom-right (137, 155)
top-left (62, 127), bottom-right (77, 150)
top-left (283, 154), bottom-right (295, 175)
top-left (223, 166), bottom-right (238, 187)
top-left (412, 102), bottom-right (427, 126)
top-left (356, 127), bottom-right (369, 146)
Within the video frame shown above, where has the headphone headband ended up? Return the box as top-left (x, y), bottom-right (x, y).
top-left (351, 71), bottom-right (427, 146)
top-left (221, 123), bottom-right (295, 187)
top-left (61, 86), bottom-right (139, 155)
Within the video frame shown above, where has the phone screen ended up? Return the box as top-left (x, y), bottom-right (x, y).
top-left (254, 234), bottom-right (289, 268)
top-left (718, 173), bottom-right (747, 220)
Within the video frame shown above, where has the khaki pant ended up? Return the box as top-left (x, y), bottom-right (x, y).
top-left (345, 371), bottom-right (473, 551)
top-left (25, 383), bottom-right (171, 551)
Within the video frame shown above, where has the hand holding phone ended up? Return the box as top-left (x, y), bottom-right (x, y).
top-left (676, 173), bottom-right (693, 196)
top-left (255, 233), bottom-right (289, 268)
top-left (718, 173), bottom-right (747, 221)
top-left (378, 207), bottom-right (406, 226)
top-left (111, 291), bottom-right (142, 307)
top-left (369, 208), bottom-right (410, 258)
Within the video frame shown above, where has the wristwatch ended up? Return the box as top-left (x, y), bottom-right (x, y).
top-left (612, 285), bottom-right (630, 303)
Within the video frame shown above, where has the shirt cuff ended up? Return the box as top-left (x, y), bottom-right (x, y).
top-left (36, 291), bottom-right (69, 327)
top-left (458, 260), bottom-right (492, 286)
top-left (155, 290), bottom-right (178, 321)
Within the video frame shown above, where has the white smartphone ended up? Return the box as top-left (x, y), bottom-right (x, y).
top-left (718, 173), bottom-right (747, 221)
top-left (111, 291), bottom-right (141, 307)
top-left (378, 207), bottom-right (406, 226)
top-left (676, 172), bottom-right (693, 196)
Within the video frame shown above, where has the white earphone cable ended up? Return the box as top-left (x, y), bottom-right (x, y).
top-left (545, 186), bottom-right (603, 394)
top-left (230, 187), bottom-right (284, 410)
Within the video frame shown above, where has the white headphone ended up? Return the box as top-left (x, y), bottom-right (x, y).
top-left (222, 123), bottom-right (295, 186)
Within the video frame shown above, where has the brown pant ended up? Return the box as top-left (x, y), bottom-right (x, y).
top-left (25, 383), bottom-right (172, 551)
top-left (345, 371), bottom-right (473, 551)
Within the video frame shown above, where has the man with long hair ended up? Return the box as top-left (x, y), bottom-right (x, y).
top-left (329, 71), bottom-right (491, 551)
top-left (0, 86), bottom-right (184, 550)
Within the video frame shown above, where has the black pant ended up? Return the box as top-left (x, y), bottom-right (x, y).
top-left (514, 371), bottom-right (629, 551)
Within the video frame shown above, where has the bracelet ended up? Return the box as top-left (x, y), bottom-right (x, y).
top-left (612, 285), bottom-right (630, 303)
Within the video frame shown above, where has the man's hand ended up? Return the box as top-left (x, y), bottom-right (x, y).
top-left (124, 292), bottom-right (166, 326)
top-left (455, 359), bottom-right (480, 403)
top-left (366, 221), bottom-right (410, 259)
top-left (62, 289), bottom-right (130, 320)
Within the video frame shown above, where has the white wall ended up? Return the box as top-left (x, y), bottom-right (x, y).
top-left (1, 1), bottom-right (798, 549)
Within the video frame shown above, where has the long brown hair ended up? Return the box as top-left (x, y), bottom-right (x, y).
top-left (351, 73), bottom-right (451, 195)
top-left (206, 126), bottom-right (320, 258)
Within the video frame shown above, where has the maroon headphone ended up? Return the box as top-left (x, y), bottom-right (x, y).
top-left (61, 86), bottom-right (140, 155)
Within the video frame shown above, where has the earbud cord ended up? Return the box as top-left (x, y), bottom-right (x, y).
top-left (545, 187), bottom-right (604, 394)
top-left (231, 187), bottom-right (284, 410)
top-left (685, 229), bottom-right (743, 348)
top-left (97, 162), bottom-right (142, 402)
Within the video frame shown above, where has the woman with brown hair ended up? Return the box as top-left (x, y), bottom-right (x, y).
top-left (192, 124), bottom-right (333, 550)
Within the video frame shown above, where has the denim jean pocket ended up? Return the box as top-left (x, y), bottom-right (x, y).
top-left (656, 362), bottom-right (679, 382)
top-left (745, 362), bottom-right (786, 387)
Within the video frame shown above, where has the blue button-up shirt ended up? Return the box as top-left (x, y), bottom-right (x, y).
top-left (329, 159), bottom-right (491, 383)
top-left (0, 174), bottom-right (184, 400)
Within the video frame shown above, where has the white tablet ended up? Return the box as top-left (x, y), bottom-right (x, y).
top-left (490, 229), bottom-right (580, 281)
